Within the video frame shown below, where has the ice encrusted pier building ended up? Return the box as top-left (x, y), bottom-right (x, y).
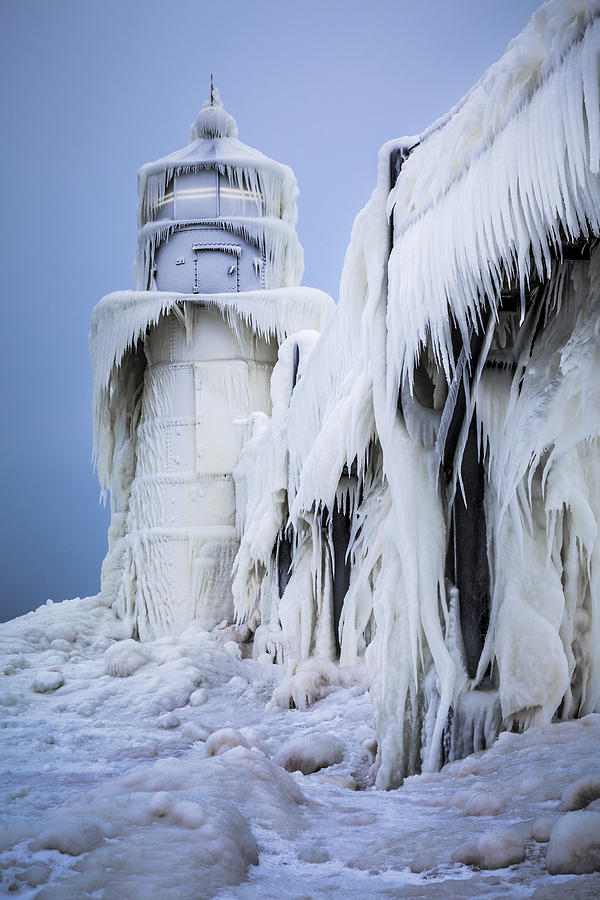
top-left (90, 90), bottom-right (333, 641)
top-left (232, 0), bottom-right (600, 787)
top-left (92, 0), bottom-right (600, 788)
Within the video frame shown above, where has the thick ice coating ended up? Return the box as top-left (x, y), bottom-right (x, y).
top-left (232, 0), bottom-right (600, 787)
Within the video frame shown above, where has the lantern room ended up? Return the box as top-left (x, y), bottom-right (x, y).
top-left (135, 87), bottom-right (303, 294)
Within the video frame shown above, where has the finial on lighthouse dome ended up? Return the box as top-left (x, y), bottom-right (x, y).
top-left (189, 79), bottom-right (238, 142)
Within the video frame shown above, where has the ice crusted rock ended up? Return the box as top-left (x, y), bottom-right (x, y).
top-left (49, 639), bottom-right (72, 653)
top-left (3, 655), bottom-right (28, 675)
top-left (560, 776), bottom-right (600, 811)
top-left (452, 827), bottom-right (526, 869)
top-left (546, 811), bottom-right (600, 874)
top-left (15, 863), bottom-right (51, 888)
top-left (270, 659), bottom-right (340, 710)
top-left (156, 687), bottom-right (194, 712)
top-left (531, 815), bottom-right (559, 843)
top-left (239, 727), bottom-right (270, 757)
top-left (32, 670), bottom-right (64, 693)
top-left (463, 791), bottom-right (506, 817)
top-left (104, 639), bottom-right (150, 677)
top-left (181, 722), bottom-right (211, 742)
top-left (204, 727), bottom-right (268, 757)
top-left (189, 688), bottom-right (208, 707)
top-left (269, 658), bottom-right (364, 710)
top-left (223, 640), bottom-right (242, 660)
top-left (30, 819), bottom-right (105, 856)
top-left (410, 850), bottom-right (440, 873)
top-left (273, 732), bottom-right (344, 774)
top-left (206, 728), bottom-right (251, 756)
top-left (157, 712), bottom-right (180, 729)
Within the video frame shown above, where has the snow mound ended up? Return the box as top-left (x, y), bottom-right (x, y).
top-left (206, 727), bottom-right (268, 757)
top-left (531, 815), bottom-right (559, 843)
top-left (463, 791), bottom-right (506, 817)
top-left (270, 658), bottom-right (366, 710)
top-left (546, 811), bottom-right (600, 875)
top-left (181, 722), bottom-right (211, 742)
top-left (239, 726), bottom-right (270, 757)
top-left (273, 732), bottom-right (345, 774)
top-left (0, 595), bottom-right (131, 661)
top-left (452, 827), bottom-right (526, 870)
top-left (30, 818), bottom-right (105, 856)
top-left (157, 712), bottom-right (180, 729)
top-left (31, 670), bottom-right (64, 693)
top-left (206, 727), bottom-right (251, 756)
top-left (9, 747), bottom-right (304, 897)
top-left (104, 639), bottom-right (150, 677)
top-left (189, 688), bottom-right (207, 707)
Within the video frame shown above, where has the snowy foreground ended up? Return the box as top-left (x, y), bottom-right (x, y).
top-left (1, 596), bottom-right (600, 899)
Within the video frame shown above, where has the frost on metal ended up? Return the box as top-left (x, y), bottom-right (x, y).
top-left (231, 0), bottom-right (600, 787)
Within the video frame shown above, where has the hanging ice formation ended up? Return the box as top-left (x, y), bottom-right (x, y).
top-left (90, 88), bottom-right (334, 640)
top-left (231, 0), bottom-right (600, 787)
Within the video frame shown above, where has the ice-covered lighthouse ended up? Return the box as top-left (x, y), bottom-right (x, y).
top-left (90, 87), bottom-right (334, 640)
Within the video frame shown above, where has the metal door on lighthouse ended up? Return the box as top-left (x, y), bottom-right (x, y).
top-left (192, 243), bottom-right (241, 293)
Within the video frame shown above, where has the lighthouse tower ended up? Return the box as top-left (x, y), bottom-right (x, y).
top-left (90, 89), bottom-right (333, 640)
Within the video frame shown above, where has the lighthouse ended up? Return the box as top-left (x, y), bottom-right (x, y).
top-left (90, 89), bottom-right (333, 640)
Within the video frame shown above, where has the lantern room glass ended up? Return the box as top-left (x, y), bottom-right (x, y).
top-left (218, 176), bottom-right (263, 218)
top-left (153, 170), bottom-right (267, 222)
top-left (175, 171), bottom-right (219, 219)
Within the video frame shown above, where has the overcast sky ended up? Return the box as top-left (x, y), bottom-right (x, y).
top-left (0, 0), bottom-right (541, 621)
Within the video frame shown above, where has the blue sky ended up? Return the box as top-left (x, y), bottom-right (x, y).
top-left (0, 0), bottom-right (541, 620)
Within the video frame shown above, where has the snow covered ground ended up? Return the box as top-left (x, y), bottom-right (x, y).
top-left (1, 596), bottom-right (599, 898)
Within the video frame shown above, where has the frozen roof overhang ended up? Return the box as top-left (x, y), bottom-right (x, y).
top-left (384, 0), bottom-right (600, 384)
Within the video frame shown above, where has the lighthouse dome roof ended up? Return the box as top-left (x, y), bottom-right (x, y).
top-left (137, 88), bottom-right (298, 228)
top-left (189, 87), bottom-right (238, 140)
